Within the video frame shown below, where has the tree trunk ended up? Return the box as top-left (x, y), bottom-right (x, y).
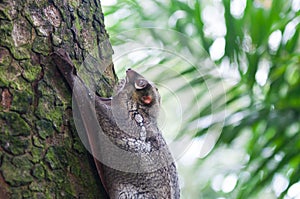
top-left (0, 0), bottom-right (115, 198)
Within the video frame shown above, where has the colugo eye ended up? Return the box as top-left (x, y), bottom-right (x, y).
top-left (135, 79), bottom-right (148, 90)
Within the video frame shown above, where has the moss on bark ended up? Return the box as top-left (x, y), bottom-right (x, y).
top-left (0, 0), bottom-right (114, 198)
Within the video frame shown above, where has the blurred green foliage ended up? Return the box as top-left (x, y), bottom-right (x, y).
top-left (103, 0), bottom-right (300, 198)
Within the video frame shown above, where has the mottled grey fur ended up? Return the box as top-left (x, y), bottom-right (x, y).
top-left (53, 49), bottom-right (180, 199)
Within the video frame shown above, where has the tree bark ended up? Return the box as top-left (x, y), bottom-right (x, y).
top-left (0, 0), bottom-right (115, 198)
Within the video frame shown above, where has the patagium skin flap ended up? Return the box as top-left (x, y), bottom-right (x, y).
top-left (52, 49), bottom-right (180, 199)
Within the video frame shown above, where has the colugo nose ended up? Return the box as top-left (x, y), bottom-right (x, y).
top-left (126, 69), bottom-right (146, 84)
top-left (126, 68), bottom-right (137, 83)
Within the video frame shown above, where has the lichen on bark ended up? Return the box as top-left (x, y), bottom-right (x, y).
top-left (0, 0), bottom-right (114, 198)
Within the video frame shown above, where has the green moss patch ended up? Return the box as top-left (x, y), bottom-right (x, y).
top-left (10, 89), bottom-right (33, 113)
top-left (31, 145), bottom-right (44, 162)
top-left (36, 120), bottom-right (54, 140)
top-left (35, 81), bottom-right (64, 129)
top-left (0, 134), bottom-right (30, 155)
top-left (0, 59), bottom-right (22, 87)
top-left (44, 146), bottom-right (67, 170)
top-left (32, 36), bottom-right (51, 55)
top-left (20, 60), bottom-right (42, 82)
top-left (0, 47), bottom-right (12, 67)
top-left (1, 156), bottom-right (34, 186)
top-left (32, 164), bottom-right (46, 179)
top-left (0, 111), bottom-right (31, 136)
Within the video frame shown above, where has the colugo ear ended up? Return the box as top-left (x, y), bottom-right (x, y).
top-left (135, 79), bottom-right (148, 90)
top-left (141, 95), bottom-right (153, 105)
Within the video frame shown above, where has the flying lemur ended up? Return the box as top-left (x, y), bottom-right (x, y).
top-left (52, 49), bottom-right (180, 199)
